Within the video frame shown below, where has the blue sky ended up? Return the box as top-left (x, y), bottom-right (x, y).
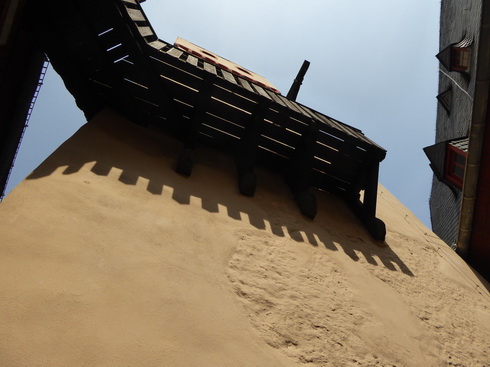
top-left (5, 0), bottom-right (440, 226)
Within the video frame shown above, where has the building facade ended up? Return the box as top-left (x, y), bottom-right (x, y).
top-left (425, 0), bottom-right (490, 278)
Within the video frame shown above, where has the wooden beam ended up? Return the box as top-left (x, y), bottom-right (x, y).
top-left (235, 100), bottom-right (271, 196)
top-left (175, 81), bottom-right (213, 177)
top-left (285, 119), bottom-right (318, 219)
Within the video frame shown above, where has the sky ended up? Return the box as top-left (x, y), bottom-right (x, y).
top-left (5, 0), bottom-right (440, 227)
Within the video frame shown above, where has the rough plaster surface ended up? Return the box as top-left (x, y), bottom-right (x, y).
top-left (0, 109), bottom-right (489, 367)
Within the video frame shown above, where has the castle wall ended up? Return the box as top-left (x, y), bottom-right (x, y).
top-left (0, 109), bottom-right (489, 367)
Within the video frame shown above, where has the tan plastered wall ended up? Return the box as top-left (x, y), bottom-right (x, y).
top-left (0, 109), bottom-right (489, 367)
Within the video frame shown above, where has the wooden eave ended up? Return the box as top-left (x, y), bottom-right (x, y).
top-left (19, 0), bottom-right (388, 240)
top-left (29, 0), bottom-right (385, 197)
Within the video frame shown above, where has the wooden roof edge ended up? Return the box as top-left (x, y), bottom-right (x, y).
top-left (115, 0), bottom-right (387, 161)
top-left (153, 41), bottom-right (387, 157)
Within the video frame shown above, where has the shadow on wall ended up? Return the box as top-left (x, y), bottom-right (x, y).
top-left (27, 108), bottom-right (414, 277)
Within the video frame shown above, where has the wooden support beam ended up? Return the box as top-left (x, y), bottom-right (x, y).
top-left (285, 119), bottom-right (318, 219)
top-left (235, 100), bottom-right (270, 196)
top-left (345, 161), bottom-right (386, 241)
top-left (175, 81), bottom-right (213, 177)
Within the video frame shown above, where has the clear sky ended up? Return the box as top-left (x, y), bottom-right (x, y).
top-left (5, 0), bottom-right (440, 227)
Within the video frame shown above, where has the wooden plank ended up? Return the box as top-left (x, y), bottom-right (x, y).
top-left (293, 102), bottom-right (317, 120)
top-left (186, 55), bottom-right (198, 67)
top-left (211, 84), bottom-right (257, 115)
top-left (106, 44), bottom-right (131, 64)
top-left (167, 47), bottom-right (184, 59)
top-left (311, 169), bottom-right (352, 194)
top-left (277, 94), bottom-right (302, 114)
top-left (312, 162), bottom-right (354, 185)
top-left (316, 129), bottom-right (346, 150)
top-left (96, 27), bottom-right (125, 49)
top-left (310, 110), bottom-right (341, 130)
top-left (265, 90), bottom-right (287, 107)
top-left (203, 62), bottom-right (217, 76)
top-left (204, 112), bottom-right (244, 139)
top-left (137, 26), bottom-right (153, 37)
top-left (206, 96), bottom-right (251, 129)
top-left (199, 123), bottom-right (240, 145)
top-left (237, 78), bottom-right (255, 93)
top-left (316, 132), bottom-right (367, 162)
top-left (221, 70), bottom-right (237, 85)
top-left (314, 144), bottom-right (365, 173)
top-left (262, 113), bottom-right (302, 138)
top-left (252, 84), bottom-right (272, 100)
top-left (289, 100), bottom-right (314, 119)
top-left (260, 120), bottom-right (300, 148)
top-left (258, 134), bottom-right (295, 159)
top-left (122, 0), bottom-right (138, 4)
top-left (126, 8), bottom-right (146, 22)
top-left (150, 56), bottom-right (203, 91)
top-left (148, 40), bottom-right (168, 50)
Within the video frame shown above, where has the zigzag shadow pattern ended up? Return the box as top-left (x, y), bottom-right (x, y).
top-left (28, 109), bottom-right (413, 277)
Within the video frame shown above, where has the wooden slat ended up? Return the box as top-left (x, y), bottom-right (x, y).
top-left (122, 0), bottom-right (138, 4)
top-left (277, 94), bottom-right (302, 114)
top-left (203, 62), bottom-right (217, 76)
top-left (204, 112), bottom-right (244, 139)
top-left (265, 90), bottom-right (287, 107)
top-left (310, 110), bottom-right (340, 130)
top-left (314, 143), bottom-right (364, 172)
top-left (311, 170), bottom-right (352, 194)
top-left (206, 96), bottom-right (251, 129)
top-left (186, 55), bottom-right (198, 67)
top-left (199, 123), bottom-right (240, 145)
top-left (126, 8), bottom-right (146, 22)
top-left (260, 120), bottom-right (300, 148)
top-left (258, 134), bottom-right (295, 159)
top-left (137, 26), bottom-right (153, 37)
top-left (106, 44), bottom-right (131, 63)
top-left (264, 109), bottom-right (305, 135)
top-left (166, 47), bottom-right (183, 59)
top-left (293, 102), bottom-right (317, 120)
top-left (150, 56), bottom-right (203, 91)
top-left (96, 27), bottom-right (125, 49)
top-left (237, 78), bottom-right (255, 93)
top-left (312, 159), bottom-right (352, 181)
top-left (148, 40), bottom-right (168, 50)
top-left (210, 84), bottom-right (257, 116)
top-left (288, 100), bottom-right (314, 119)
top-left (221, 70), bottom-right (237, 85)
top-left (252, 84), bottom-right (272, 100)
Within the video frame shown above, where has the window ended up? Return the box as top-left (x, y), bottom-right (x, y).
top-left (436, 35), bottom-right (472, 73)
top-left (445, 144), bottom-right (467, 188)
top-left (450, 47), bottom-right (471, 72)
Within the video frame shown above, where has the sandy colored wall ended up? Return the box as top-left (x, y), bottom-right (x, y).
top-left (0, 109), bottom-right (489, 367)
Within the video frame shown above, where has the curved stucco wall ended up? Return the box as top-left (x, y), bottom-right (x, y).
top-left (0, 109), bottom-right (489, 366)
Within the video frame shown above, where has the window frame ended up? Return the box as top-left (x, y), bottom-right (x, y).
top-left (445, 144), bottom-right (467, 188)
top-left (450, 46), bottom-right (471, 72)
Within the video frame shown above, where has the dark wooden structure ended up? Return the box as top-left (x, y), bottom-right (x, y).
top-left (0, 0), bottom-right (48, 200)
top-left (5, 0), bottom-right (387, 240)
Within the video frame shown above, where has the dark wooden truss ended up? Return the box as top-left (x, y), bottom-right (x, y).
top-left (27, 0), bottom-right (387, 240)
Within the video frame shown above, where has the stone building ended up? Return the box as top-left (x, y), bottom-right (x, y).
top-left (424, 0), bottom-right (490, 279)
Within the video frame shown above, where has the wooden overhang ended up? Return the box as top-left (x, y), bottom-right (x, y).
top-left (27, 0), bottom-right (387, 240)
